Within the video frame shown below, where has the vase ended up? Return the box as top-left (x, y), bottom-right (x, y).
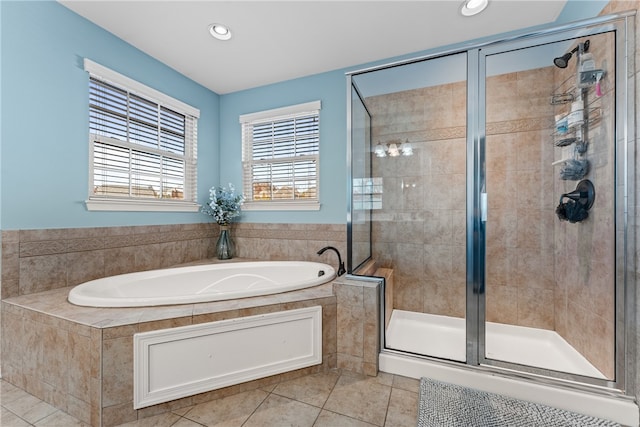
top-left (216, 225), bottom-right (234, 260)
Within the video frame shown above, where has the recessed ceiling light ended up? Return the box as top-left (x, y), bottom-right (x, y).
top-left (460, 0), bottom-right (489, 16)
top-left (208, 23), bottom-right (232, 41)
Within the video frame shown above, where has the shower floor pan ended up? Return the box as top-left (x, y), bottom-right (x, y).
top-left (385, 309), bottom-right (606, 379)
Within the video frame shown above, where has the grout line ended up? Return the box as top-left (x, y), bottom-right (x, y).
top-left (380, 374), bottom-right (395, 427)
top-left (238, 388), bottom-right (270, 427)
top-left (170, 414), bottom-right (206, 427)
top-left (1, 404), bottom-right (34, 427)
top-left (317, 408), bottom-right (378, 427)
top-left (321, 370), bottom-right (341, 410)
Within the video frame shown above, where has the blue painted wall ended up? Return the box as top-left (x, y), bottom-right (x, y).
top-left (1, 0), bottom-right (606, 230)
top-left (0, 1), bottom-right (219, 230)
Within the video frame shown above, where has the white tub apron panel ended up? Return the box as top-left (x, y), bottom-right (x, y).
top-left (134, 306), bottom-right (322, 408)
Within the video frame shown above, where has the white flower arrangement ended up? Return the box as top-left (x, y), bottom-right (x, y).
top-left (201, 183), bottom-right (245, 226)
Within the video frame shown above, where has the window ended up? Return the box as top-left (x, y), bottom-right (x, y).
top-left (84, 59), bottom-right (199, 212)
top-left (240, 101), bottom-right (321, 211)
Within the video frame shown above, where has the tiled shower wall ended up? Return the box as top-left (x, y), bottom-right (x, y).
top-left (368, 81), bottom-right (468, 317)
top-left (367, 69), bottom-right (558, 327)
top-left (0, 222), bottom-right (346, 300)
top-left (484, 68), bottom-right (557, 329)
top-left (551, 32), bottom-right (617, 379)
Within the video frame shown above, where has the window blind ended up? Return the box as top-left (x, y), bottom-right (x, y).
top-left (241, 102), bottom-right (320, 204)
top-left (86, 66), bottom-right (198, 204)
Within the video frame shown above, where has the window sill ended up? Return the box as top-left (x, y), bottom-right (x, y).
top-left (242, 201), bottom-right (321, 211)
top-left (85, 198), bottom-right (200, 212)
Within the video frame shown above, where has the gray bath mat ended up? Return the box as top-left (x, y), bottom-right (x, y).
top-left (417, 378), bottom-right (620, 427)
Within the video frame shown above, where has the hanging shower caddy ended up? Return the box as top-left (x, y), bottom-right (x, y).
top-left (550, 40), bottom-right (604, 222)
top-left (550, 40), bottom-right (604, 180)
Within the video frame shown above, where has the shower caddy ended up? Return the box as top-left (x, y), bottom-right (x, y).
top-left (551, 40), bottom-right (604, 222)
top-left (551, 40), bottom-right (604, 177)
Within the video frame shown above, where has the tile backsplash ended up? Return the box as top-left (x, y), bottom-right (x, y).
top-left (1, 222), bottom-right (346, 299)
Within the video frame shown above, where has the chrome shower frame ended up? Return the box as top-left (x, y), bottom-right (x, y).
top-left (346, 11), bottom-right (636, 397)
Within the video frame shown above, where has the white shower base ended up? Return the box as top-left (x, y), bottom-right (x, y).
top-left (382, 309), bottom-right (639, 426)
top-left (385, 310), bottom-right (605, 378)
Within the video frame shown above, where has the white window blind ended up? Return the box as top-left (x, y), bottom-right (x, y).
top-left (84, 59), bottom-right (199, 211)
top-left (240, 101), bottom-right (321, 210)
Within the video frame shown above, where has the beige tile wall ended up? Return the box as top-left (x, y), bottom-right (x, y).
top-left (0, 224), bottom-right (216, 299)
top-left (485, 68), bottom-right (556, 330)
top-left (367, 81), bottom-right (467, 318)
top-left (551, 31), bottom-right (617, 379)
top-left (334, 278), bottom-right (381, 376)
top-left (367, 71), bottom-right (558, 327)
top-left (232, 223), bottom-right (346, 264)
top-left (0, 222), bottom-right (346, 300)
top-left (2, 301), bottom-right (103, 425)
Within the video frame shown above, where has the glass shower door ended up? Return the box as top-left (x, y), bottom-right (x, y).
top-left (351, 53), bottom-right (469, 363)
top-left (481, 31), bottom-right (618, 381)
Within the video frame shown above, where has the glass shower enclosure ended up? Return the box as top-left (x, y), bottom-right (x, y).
top-left (347, 12), bottom-right (635, 394)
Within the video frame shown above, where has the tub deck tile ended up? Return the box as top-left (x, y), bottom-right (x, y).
top-left (3, 281), bottom-right (335, 328)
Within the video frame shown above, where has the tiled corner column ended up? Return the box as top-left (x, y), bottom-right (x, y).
top-left (1, 302), bottom-right (103, 425)
top-left (334, 276), bottom-right (381, 377)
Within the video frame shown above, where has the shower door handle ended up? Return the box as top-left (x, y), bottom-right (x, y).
top-left (481, 192), bottom-right (488, 223)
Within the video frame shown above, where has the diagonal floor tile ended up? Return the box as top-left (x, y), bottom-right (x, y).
top-left (323, 373), bottom-right (392, 426)
top-left (35, 409), bottom-right (92, 426)
top-left (181, 389), bottom-right (268, 427)
top-left (272, 371), bottom-right (340, 407)
top-left (0, 381), bottom-right (33, 407)
top-left (314, 409), bottom-right (377, 427)
top-left (0, 406), bottom-right (31, 427)
top-left (2, 393), bottom-right (58, 424)
top-left (383, 388), bottom-right (418, 427)
top-left (391, 375), bottom-right (419, 393)
top-left (243, 394), bottom-right (320, 427)
top-left (169, 416), bottom-right (206, 427)
top-left (113, 411), bottom-right (182, 427)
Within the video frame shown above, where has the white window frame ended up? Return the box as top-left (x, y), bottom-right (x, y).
top-left (240, 101), bottom-right (321, 211)
top-left (84, 59), bottom-right (200, 212)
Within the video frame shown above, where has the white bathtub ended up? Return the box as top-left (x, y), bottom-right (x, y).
top-left (68, 261), bottom-right (336, 307)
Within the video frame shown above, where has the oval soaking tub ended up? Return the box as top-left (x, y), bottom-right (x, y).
top-left (68, 261), bottom-right (336, 307)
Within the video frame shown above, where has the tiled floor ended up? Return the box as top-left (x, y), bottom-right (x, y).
top-left (0, 370), bottom-right (419, 426)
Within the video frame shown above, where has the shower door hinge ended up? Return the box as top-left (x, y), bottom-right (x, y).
top-left (481, 192), bottom-right (488, 223)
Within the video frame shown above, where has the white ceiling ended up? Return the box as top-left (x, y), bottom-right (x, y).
top-left (59, 0), bottom-right (569, 95)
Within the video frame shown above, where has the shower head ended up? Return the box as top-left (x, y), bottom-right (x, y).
top-left (553, 40), bottom-right (590, 69)
top-left (553, 52), bottom-right (573, 69)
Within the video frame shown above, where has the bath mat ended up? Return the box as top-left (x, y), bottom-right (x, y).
top-left (417, 378), bottom-right (620, 427)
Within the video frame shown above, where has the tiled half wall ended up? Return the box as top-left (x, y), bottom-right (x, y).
top-left (0, 222), bottom-right (346, 299)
